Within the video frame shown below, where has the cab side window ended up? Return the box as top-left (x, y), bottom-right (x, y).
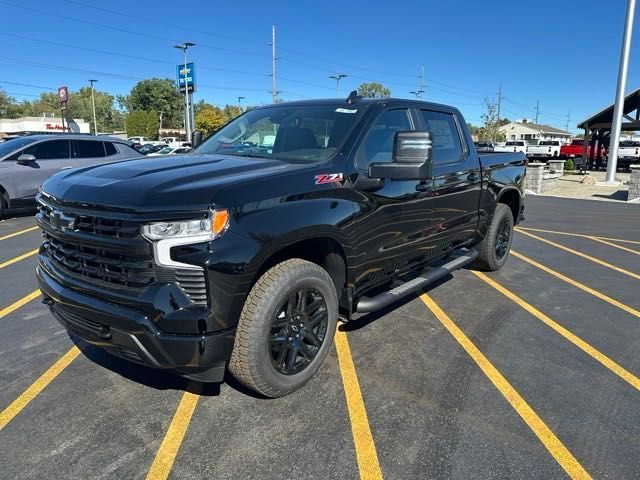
top-left (420, 110), bottom-right (464, 165)
top-left (104, 142), bottom-right (118, 156)
top-left (74, 140), bottom-right (106, 158)
top-left (23, 140), bottom-right (70, 160)
top-left (357, 109), bottom-right (412, 169)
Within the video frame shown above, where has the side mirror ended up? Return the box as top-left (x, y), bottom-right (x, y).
top-left (368, 131), bottom-right (433, 180)
top-left (17, 154), bottom-right (36, 165)
top-left (192, 131), bottom-right (203, 148)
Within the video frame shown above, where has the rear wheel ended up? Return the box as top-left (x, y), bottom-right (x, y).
top-left (475, 204), bottom-right (514, 271)
top-left (229, 258), bottom-right (338, 398)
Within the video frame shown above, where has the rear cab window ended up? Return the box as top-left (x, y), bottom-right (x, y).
top-left (420, 110), bottom-right (464, 164)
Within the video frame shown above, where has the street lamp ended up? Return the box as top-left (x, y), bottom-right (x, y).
top-left (409, 90), bottom-right (424, 99)
top-left (174, 42), bottom-right (196, 141)
top-left (237, 96), bottom-right (245, 113)
top-left (329, 74), bottom-right (347, 97)
top-left (88, 79), bottom-right (98, 135)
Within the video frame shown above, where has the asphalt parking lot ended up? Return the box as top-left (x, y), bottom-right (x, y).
top-left (0, 196), bottom-right (638, 480)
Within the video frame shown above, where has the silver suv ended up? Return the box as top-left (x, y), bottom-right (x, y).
top-left (0, 135), bottom-right (140, 216)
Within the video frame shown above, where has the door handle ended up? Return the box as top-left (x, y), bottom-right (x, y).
top-left (60, 166), bottom-right (73, 170)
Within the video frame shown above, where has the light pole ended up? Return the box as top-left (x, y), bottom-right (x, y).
top-left (604, 0), bottom-right (636, 184)
top-left (409, 90), bottom-right (424, 99)
top-left (174, 42), bottom-right (195, 141)
top-left (329, 74), bottom-right (347, 97)
top-left (237, 96), bottom-right (245, 113)
top-left (88, 79), bottom-right (98, 135)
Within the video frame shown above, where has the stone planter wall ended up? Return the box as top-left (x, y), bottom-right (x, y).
top-left (629, 165), bottom-right (640, 202)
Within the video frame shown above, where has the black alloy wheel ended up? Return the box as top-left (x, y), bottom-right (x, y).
top-left (495, 217), bottom-right (511, 260)
top-left (269, 288), bottom-right (328, 375)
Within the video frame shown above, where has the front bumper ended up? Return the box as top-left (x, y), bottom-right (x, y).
top-left (37, 264), bottom-right (235, 382)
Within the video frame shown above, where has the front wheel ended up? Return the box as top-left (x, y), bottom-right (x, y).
top-left (475, 204), bottom-right (514, 271)
top-left (229, 258), bottom-right (338, 398)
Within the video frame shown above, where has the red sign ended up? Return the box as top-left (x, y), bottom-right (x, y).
top-left (45, 123), bottom-right (67, 131)
top-left (57, 86), bottom-right (68, 106)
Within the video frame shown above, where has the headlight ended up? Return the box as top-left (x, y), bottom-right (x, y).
top-left (142, 209), bottom-right (229, 241)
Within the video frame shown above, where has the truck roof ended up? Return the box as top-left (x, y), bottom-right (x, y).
top-left (256, 97), bottom-right (462, 113)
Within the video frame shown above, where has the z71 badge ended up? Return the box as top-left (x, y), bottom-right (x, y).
top-left (315, 173), bottom-right (344, 185)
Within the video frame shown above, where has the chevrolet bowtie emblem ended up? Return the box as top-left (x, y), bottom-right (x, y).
top-left (50, 210), bottom-right (77, 232)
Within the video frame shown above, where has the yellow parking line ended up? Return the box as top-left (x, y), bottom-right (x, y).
top-left (335, 328), bottom-right (383, 480)
top-left (0, 289), bottom-right (41, 319)
top-left (515, 229), bottom-right (640, 281)
top-left (0, 346), bottom-right (81, 431)
top-left (419, 294), bottom-right (591, 480)
top-left (511, 251), bottom-right (640, 319)
top-left (517, 227), bottom-right (640, 246)
top-left (472, 271), bottom-right (640, 391)
top-left (586, 236), bottom-right (640, 256)
top-left (0, 249), bottom-right (39, 269)
top-left (145, 384), bottom-right (201, 480)
top-left (0, 225), bottom-right (39, 241)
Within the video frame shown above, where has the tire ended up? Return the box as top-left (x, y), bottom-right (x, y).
top-left (475, 204), bottom-right (514, 271)
top-left (229, 258), bottom-right (338, 398)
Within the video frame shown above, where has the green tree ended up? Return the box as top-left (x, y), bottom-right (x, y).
top-left (479, 99), bottom-right (506, 143)
top-left (222, 104), bottom-right (242, 121)
top-left (357, 82), bottom-right (391, 98)
top-left (195, 107), bottom-right (227, 136)
top-left (120, 79), bottom-right (183, 129)
top-left (125, 110), bottom-right (158, 139)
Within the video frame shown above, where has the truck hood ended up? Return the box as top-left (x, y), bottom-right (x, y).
top-left (42, 154), bottom-right (306, 213)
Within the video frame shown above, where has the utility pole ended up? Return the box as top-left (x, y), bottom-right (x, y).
top-left (174, 42), bottom-right (195, 141)
top-left (237, 96), bottom-right (245, 112)
top-left (88, 79), bottom-right (98, 135)
top-left (605, 0), bottom-right (636, 184)
top-left (329, 74), bottom-right (347, 96)
top-left (496, 82), bottom-right (502, 120)
top-left (564, 110), bottom-right (571, 133)
top-left (418, 64), bottom-right (425, 100)
top-left (270, 25), bottom-right (278, 103)
top-left (159, 110), bottom-right (164, 130)
top-left (409, 90), bottom-right (424, 99)
top-left (535, 99), bottom-right (540, 124)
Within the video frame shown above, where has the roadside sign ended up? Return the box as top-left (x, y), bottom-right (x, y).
top-left (57, 86), bottom-right (68, 107)
top-left (177, 63), bottom-right (196, 93)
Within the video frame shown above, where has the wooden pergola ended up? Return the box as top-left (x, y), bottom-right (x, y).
top-left (577, 87), bottom-right (640, 169)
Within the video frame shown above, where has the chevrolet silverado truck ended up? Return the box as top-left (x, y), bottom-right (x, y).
top-left (36, 95), bottom-right (526, 397)
top-left (526, 140), bottom-right (562, 160)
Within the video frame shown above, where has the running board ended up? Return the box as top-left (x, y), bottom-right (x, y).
top-left (355, 249), bottom-right (478, 313)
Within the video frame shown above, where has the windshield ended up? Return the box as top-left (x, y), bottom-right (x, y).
top-left (539, 141), bottom-right (557, 146)
top-left (157, 147), bottom-right (173, 154)
top-left (0, 137), bottom-right (38, 157)
top-left (620, 141), bottom-right (639, 147)
top-left (505, 141), bottom-right (523, 146)
top-left (194, 104), bottom-right (366, 163)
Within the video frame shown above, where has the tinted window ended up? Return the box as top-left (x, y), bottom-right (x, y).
top-left (420, 110), bottom-right (463, 164)
top-left (0, 137), bottom-right (39, 158)
top-left (75, 140), bottom-right (105, 158)
top-left (104, 142), bottom-right (117, 156)
top-left (357, 109), bottom-right (412, 168)
top-left (23, 140), bottom-right (70, 160)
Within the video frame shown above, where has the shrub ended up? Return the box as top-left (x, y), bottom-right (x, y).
top-left (564, 158), bottom-right (575, 172)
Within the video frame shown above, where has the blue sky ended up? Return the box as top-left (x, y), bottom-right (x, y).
top-left (1, 0), bottom-right (638, 132)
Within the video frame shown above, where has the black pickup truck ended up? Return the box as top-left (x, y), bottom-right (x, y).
top-left (36, 95), bottom-right (525, 397)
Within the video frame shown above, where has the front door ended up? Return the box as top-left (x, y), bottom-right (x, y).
top-left (349, 107), bottom-right (442, 294)
top-left (11, 139), bottom-right (72, 201)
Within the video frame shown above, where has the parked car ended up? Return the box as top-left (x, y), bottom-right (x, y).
top-left (527, 140), bottom-right (562, 160)
top-left (36, 97), bottom-right (526, 397)
top-left (0, 135), bottom-right (140, 217)
top-left (495, 140), bottom-right (528, 153)
top-left (474, 142), bottom-right (494, 152)
top-left (147, 146), bottom-right (192, 156)
top-left (127, 136), bottom-right (149, 144)
top-left (138, 144), bottom-right (166, 155)
top-left (616, 140), bottom-right (640, 171)
top-left (160, 136), bottom-right (187, 148)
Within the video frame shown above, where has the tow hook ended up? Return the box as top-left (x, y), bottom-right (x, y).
top-left (42, 297), bottom-right (54, 306)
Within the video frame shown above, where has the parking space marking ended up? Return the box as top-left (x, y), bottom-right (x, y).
top-left (145, 384), bottom-right (201, 480)
top-left (517, 227), bottom-right (640, 246)
top-left (587, 236), bottom-right (640, 256)
top-left (0, 249), bottom-right (39, 270)
top-left (0, 289), bottom-right (41, 319)
top-left (419, 293), bottom-right (591, 480)
top-left (511, 251), bottom-right (640, 319)
top-left (472, 272), bottom-right (640, 391)
top-left (0, 346), bottom-right (80, 431)
top-left (515, 229), bottom-right (640, 281)
top-left (334, 328), bottom-right (383, 480)
top-left (0, 226), bottom-right (39, 242)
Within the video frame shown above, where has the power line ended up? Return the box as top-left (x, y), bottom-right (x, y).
top-left (0, 80), bottom-right (56, 90)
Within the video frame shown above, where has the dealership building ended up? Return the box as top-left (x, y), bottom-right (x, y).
top-left (0, 116), bottom-right (90, 137)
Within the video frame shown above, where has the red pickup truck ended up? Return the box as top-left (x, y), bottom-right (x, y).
top-left (560, 139), bottom-right (604, 159)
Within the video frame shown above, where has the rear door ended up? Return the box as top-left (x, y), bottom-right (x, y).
top-left (417, 108), bottom-right (482, 248)
top-left (11, 139), bottom-right (72, 200)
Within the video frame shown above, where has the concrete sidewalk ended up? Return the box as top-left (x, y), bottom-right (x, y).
top-left (539, 170), bottom-right (632, 202)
